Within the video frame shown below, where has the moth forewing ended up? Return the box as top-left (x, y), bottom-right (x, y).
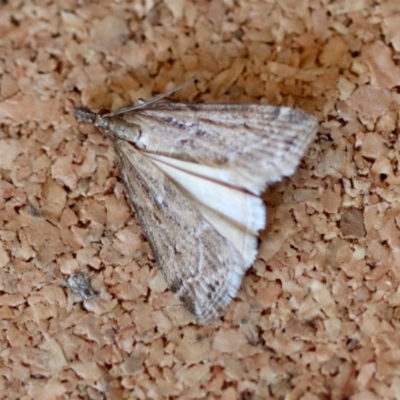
top-left (74, 95), bottom-right (317, 323)
top-left (114, 139), bottom-right (248, 323)
top-left (114, 102), bottom-right (318, 193)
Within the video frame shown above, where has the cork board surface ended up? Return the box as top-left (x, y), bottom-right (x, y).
top-left (1, 0), bottom-right (400, 399)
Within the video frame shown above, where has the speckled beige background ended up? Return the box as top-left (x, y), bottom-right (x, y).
top-left (1, 0), bottom-right (400, 399)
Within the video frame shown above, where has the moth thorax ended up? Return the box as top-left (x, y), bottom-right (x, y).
top-left (109, 117), bottom-right (141, 142)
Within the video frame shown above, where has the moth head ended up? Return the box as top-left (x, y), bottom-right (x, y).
top-left (74, 107), bottom-right (96, 124)
top-left (94, 110), bottom-right (111, 131)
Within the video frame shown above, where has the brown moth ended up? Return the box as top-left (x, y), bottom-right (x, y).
top-left (74, 83), bottom-right (318, 323)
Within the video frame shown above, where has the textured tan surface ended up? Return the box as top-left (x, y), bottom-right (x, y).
top-left (1, 0), bottom-right (400, 399)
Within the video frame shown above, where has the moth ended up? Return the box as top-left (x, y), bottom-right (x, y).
top-left (74, 83), bottom-right (318, 323)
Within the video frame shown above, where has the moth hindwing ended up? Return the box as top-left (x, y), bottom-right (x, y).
top-left (74, 93), bottom-right (318, 323)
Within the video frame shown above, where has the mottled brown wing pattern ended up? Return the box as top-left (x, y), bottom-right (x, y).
top-left (114, 139), bottom-right (248, 322)
top-left (121, 103), bottom-right (318, 194)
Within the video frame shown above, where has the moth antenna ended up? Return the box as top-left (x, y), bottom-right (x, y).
top-left (105, 76), bottom-right (200, 118)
